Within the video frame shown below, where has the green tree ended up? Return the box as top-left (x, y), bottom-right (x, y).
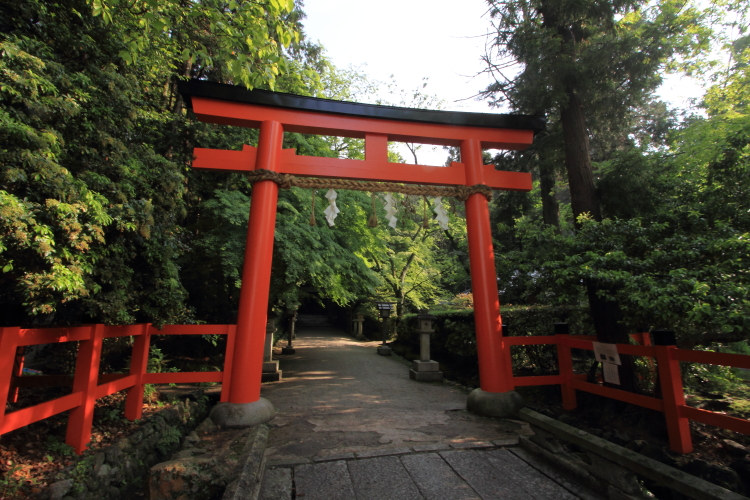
top-left (0, 0), bottom-right (303, 325)
top-left (90, 0), bottom-right (299, 89)
top-left (482, 0), bottom-right (711, 359)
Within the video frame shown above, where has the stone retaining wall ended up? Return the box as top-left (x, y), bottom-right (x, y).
top-left (518, 408), bottom-right (747, 500)
top-left (45, 394), bottom-right (210, 500)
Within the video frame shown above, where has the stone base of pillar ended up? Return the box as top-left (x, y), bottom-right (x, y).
top-left (376, 345), bottom-right (392, 356)
top-left (466, 388), bottom-right (524, 418)
top-left (262, 360), bottom-right (281, 382)
top-left (281, 347), bottom-right (296, 355)
top-left (409, 360), bottom-right (443, 382)
top-left (355, 332), bottom-right (366, 341)
top-left (209, 398), bottom-right (276, 428)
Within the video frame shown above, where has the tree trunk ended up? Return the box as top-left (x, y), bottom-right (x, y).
top-left (539, 163), bottom-right (560, 228)
top-left (587, 284), bottom-right (640, 392)
top-left (560, 92), bottom-right (601, 226)
top-left (560, 90), bottom-right (639, 392)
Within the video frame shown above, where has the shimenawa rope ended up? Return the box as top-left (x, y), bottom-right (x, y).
top-left (245, 169), bottom-right (493, 202)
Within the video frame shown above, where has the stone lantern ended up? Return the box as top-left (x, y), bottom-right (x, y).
top-left (261, 315), bottom-right (282, 382)
top-left (409, 312), bottom-right (443, 382)
top-left (352, 313), bottom-right (366, 341)
top-left (375, 302), bottom-right (395, 356)
top-left (282, 306), bottom-right (297, 355)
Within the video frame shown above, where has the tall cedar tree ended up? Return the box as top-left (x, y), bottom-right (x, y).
top-left (483, 0), bottom-right (709, 389)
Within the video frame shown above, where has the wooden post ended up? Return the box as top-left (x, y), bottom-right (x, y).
top-left (124, 324), bottom-right (152, 421)
top-left (0, 327), bottom-right (21, 424)
top-left (229, 120), bottom-right (283, 404)
top-left (66, 324), bottom-right (105, 454)
top-left (221, 325), bottom-right (236, 403)
top-left (461, 138), bottom-right (512, 393)
top-left (654, 330), bottom-right (692, 454)
top-left (9, 346), bottom-right (25, 403)
top-left (555, 323), bottom-right (577, 410)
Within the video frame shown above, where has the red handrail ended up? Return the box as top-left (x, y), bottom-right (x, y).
top-left (0, 323), bottom-right (236, 454)
top-left (505, 332), bottom-right (750, 454)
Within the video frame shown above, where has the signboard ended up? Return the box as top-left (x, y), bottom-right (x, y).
top-left (592, 342), bottom-right (621, 385)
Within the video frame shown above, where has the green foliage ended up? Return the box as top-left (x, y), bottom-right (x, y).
top-left (156, 425), bottom-right (181, 455)
top-left (484, 0), bottom-right (710, 116)
top-left (0, 462), bottom-right (24, 498)
top-left (89, 0), bottom-right (299, 89)
top-left (0, 0), bottom-right (194, 325)
top-left (393, 305), bottom-right (591, 385)
top-left (44, 436), bottom-right (75, 457)
top-left (0, 0), bottom-right (320, 326)
top-left (481, 1), bottom-right (750, 346)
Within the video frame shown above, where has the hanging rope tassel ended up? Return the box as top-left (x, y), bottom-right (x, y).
top-left (309, 190), bottom-right (317, 226)
top-left (367, 192), bottom-right (378, 227)
top-left (422, 195), bottom-right (429, 228)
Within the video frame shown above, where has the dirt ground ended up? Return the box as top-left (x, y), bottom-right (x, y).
top-left (0, 389), bottom-right (178, 499)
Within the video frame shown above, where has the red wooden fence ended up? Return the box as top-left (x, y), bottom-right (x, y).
top-left (505, 330), bottom-right (750, 453)
top-left (2, 322), bottom-right (748, 456)
top-left (0, 324), bottom-right (236, 454)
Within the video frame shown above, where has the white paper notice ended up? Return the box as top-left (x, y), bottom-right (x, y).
top-left (592, 342), bottom-right (621, 365)
top-left (602, 362), bottom-right (621, 385)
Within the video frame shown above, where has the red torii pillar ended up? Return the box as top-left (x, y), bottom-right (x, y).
top-left (178, 81), bottom-right (542, 426)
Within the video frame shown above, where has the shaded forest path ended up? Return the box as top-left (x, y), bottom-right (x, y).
top-left (258, 315), bottom-right (602, 499)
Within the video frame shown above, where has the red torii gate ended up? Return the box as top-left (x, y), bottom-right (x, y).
top-left (177, 81), bottom-right (544, 425)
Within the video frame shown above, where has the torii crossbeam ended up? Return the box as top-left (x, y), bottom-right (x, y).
top-left (178, 81), bottom-right (544, 424)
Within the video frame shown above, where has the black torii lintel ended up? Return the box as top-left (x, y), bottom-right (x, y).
top-left (177, 80), bottom-right (545, 134)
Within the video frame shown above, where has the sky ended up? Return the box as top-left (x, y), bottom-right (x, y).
top-left (300, 0), bottom-right (704, 164)
top-left (301, 1), bottom-right (497, 114)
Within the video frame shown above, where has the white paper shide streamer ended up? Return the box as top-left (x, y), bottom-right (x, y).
top-left (433, 196), bottom-right (449, 230)
top-left (324, 189), bottom-right (340, 226)
top-left (383, 193), bottom-right (398, 228)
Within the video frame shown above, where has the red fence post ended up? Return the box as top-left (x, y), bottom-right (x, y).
top-left (653, 330), bottom-right (692, 454)
top-left (555, 323), bottom-right (577, 410)
top-left (124, 324), bottom-right (152, 421)
top-left (9, 346), bottom-right (25, 404)
top-left (0, 327), bottom-right (21, 425)
top-left (66, 324), bottom-right (105, 454)
top-left (221, 325), bottom-right (236, 403)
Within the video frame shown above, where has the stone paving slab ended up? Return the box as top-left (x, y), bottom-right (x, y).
top-left (347, 456), bottom-right (424, 500)
top-left (411, 443), bottom-right (452, 452)
top-left (509, 448), bottom-right (605, 500)
top-left (355, 446), bottom-right (412, 458)
top-left (258, 468), bottom-right (292, 500)
top-left (486, 448), bottom-right (579, 500)
top-left (400, 452), bottom-right (482, 500)
top-left (265, 457), bottom-right (311, 467)
top-left (293, 460), bottom-right (356, 500)
top-left (441, 449), bottom-right (533, 500)
top-left (261, 447), bottom-right (601, 500)
top-left (449, 440), bottom-right (495, 450)
top-left (313, 452), bottom-right (355, 462)
top-left (492, 436), bottom-right (520, 447)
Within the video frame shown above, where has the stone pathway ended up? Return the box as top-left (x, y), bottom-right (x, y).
top-left (258, 318), bottom-right (603, 500)
top-left (260, 446), bottom-right (603, 500)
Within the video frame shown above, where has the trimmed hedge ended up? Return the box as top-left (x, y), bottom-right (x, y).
top-left (391, 305), bottom-right (593, 387)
